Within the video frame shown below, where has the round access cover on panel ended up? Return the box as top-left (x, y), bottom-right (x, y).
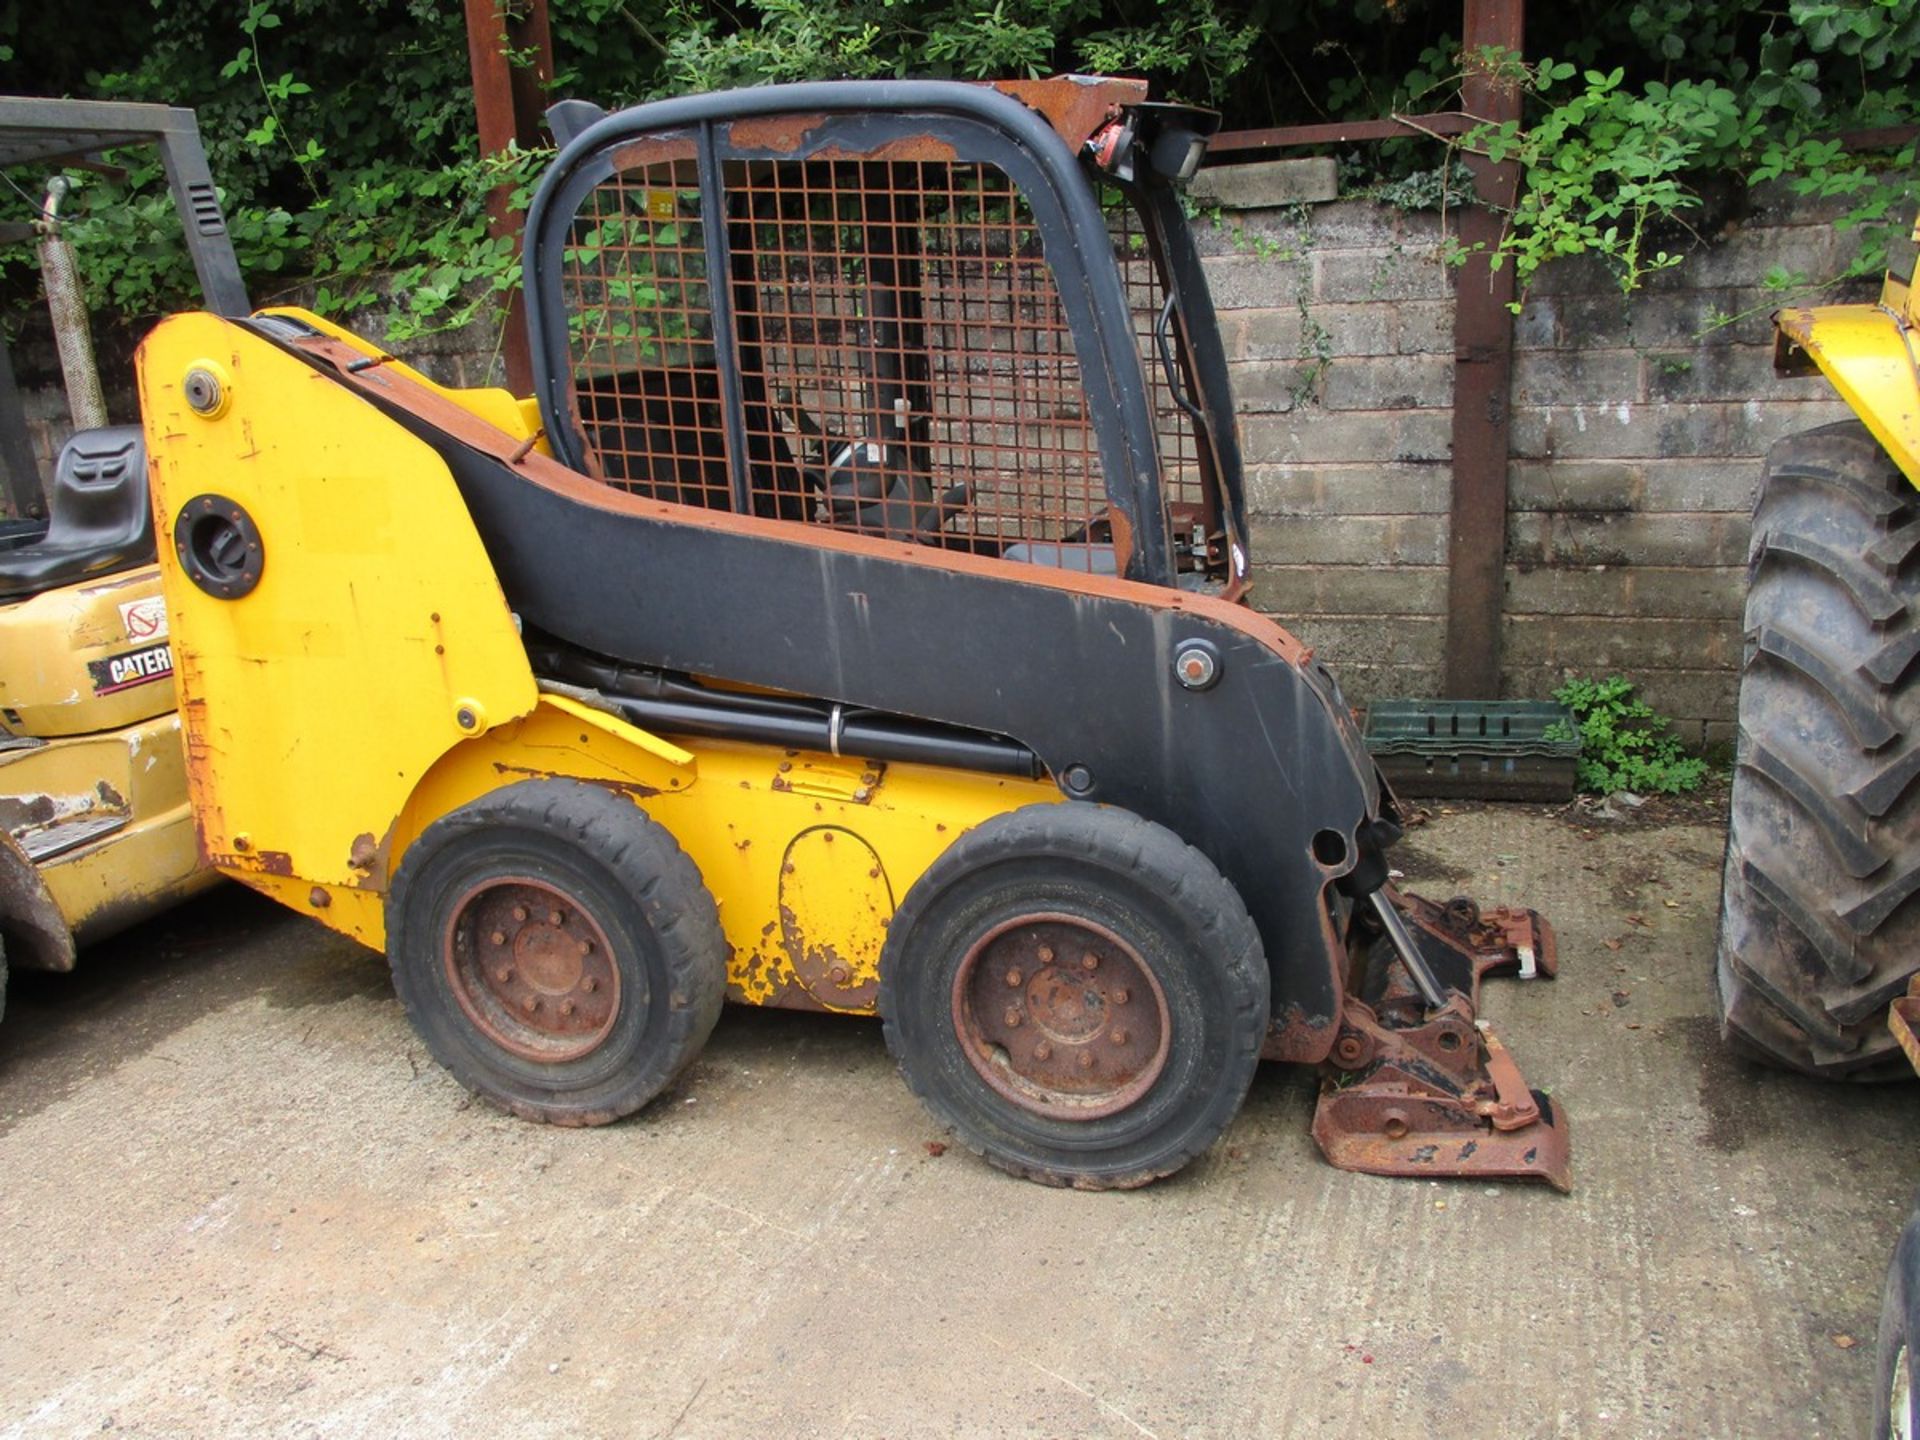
top-left (174, 493), bottom-right (264, 599)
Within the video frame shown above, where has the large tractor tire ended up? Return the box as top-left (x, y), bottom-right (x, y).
top-left (1716, 422), bottom-right (1920, 1078)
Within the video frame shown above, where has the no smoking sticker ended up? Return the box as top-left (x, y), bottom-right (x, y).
top-left (118, 595), bottom-right (168, 642)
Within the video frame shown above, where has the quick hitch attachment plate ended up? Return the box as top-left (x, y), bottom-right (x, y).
top-left (1311, 888), bottom-right (1573, 1192)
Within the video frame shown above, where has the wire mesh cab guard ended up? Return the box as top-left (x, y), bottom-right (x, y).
top-left (522, 79), bottom-right (1242, 590)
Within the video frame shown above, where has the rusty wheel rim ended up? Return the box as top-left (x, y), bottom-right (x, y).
top-left (951, 911), bottom-right (1172, 1121)
top-left (443, 876), bottom-right (621, 1064)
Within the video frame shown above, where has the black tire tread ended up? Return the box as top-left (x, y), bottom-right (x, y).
top-left (1874, 1201), bottom-right (1920, 1440)
top-left (388, 778), bottom-right (727, 1124)
top-left (879, 803), bottom-right (1266, 1189)
top-left (1756, 529), bottom-right (1906, 625)
top-left (1717, 422), bottom-right (1920, 1077)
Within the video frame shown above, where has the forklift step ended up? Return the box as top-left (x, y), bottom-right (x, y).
top-left (19, 810), bottom-right (127, 862)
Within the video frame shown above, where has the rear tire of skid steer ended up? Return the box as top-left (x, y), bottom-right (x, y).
top-left (387, 779), bottom-right (727, 1125)
top-left (1714, 422), bottom-right (1920, 1078)
top-left (879, 803), bottom-right (1268, 1189)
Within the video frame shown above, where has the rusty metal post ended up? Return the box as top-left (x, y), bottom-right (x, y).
top-left (464, 0), bottom-right (553, 396)
top-left (1442, 0), bottom-right (1525, 698)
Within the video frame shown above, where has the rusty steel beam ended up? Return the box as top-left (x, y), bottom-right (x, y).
top-left (1839, 123), bottom-right (1920, 152)
top-left (464, 0), bottom-right (552, 396)
top-left (507, 1), bottom-right (556, 151)
top-left (1208, 111), bottom-right (1476, 158)
top-left (1442, 0), bottom-right (1525, 699)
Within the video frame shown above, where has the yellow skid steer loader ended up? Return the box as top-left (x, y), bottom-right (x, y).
top-left (137, 77), bottom-right (1572, 1189)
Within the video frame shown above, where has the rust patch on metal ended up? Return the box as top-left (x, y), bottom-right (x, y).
top-left (989, 76), bottom-right (1149, 149)
top-left (727, 114), bottom-right (827, 154)
top-left (806, 137), bottom-right (961, 164)
top-left (255, 849), bottom-right (295, 877)
top-left (443, 874), bottom-right (622, 1063)
top-left (778, 900), bottom-right (879, 1010)
top-left (93, 780), bottom-right (127, 809)
top-left (348, 832), bottom-right (380, 872)
top-left (950, 912), bottom-right (1170, 1121)
top-left (0, 793), bottom-right (56, 831)
top-left (1260, 1002), bottom-right (1333, 1063)
top-left (610, 134), bottom-right (698, 170)
top-left (1891, 979), bottom-right (1920, 1077)
top-left (730, 965), bottom-right (835, 1014)
top-left (1310, 887), bottom-right (1573, 1192)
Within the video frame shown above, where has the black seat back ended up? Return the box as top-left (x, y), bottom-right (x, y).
top-left (0, 426), bottom-right (153, 601)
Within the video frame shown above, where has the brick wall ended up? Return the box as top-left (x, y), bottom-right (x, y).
top-left (17, 187), bottom-right (1867, 742)
top-left (1201, 186), bottom-right (1865, 746)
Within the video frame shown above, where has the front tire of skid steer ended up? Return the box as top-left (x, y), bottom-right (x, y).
top-left (1714, 422), bottom-right (1920, 1078)
top-left (387, 779), bottom-right (727, 1125)
top-left (879, 803), bottom-right (1268, 1189)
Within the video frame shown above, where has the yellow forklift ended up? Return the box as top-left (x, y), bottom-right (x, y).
top-left (138, 76), bottom-right (1571, 1190)
top-left (0, 99), bottom-right (245, 1023)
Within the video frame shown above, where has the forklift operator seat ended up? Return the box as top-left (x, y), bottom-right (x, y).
top-left (0, 427), bottom-right (154, 602)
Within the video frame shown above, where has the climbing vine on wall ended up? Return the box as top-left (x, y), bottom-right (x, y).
top-left (0, 0), bottom-right (1913, 344)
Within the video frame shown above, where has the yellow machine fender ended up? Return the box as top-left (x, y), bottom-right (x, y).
top-left (398, 693), bottom-right (1058, 1011)
top-left (1775, 304), bottom-right (1920, 491)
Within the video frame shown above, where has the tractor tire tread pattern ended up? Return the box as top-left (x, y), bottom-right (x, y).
top-left (1717, 422), bottom-right (1920, 1078)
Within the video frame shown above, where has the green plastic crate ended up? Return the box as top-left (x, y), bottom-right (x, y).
top-left (1362, 699), bottom-right (1581, 802)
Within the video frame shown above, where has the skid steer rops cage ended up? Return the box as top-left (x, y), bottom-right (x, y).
top-left (529, 82), bottom-right (1239, 587)
top-left (141, 76), bottom-right (1571, 1189)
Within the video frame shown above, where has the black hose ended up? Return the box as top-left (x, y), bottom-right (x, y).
top-left (532, 645), bottom-right (1043, 780)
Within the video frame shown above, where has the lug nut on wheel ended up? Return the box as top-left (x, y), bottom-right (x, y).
top-left (1004, 1008), bottom-right (1022, 1027)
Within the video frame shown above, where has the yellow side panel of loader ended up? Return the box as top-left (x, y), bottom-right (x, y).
top-left (400, 696), bottom-right (1058, 1012)
top-left (138, 313), bottom-right (540, 931)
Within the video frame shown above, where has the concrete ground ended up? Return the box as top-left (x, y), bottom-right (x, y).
top-left (0, 804), bottom-right (1913, 1439)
